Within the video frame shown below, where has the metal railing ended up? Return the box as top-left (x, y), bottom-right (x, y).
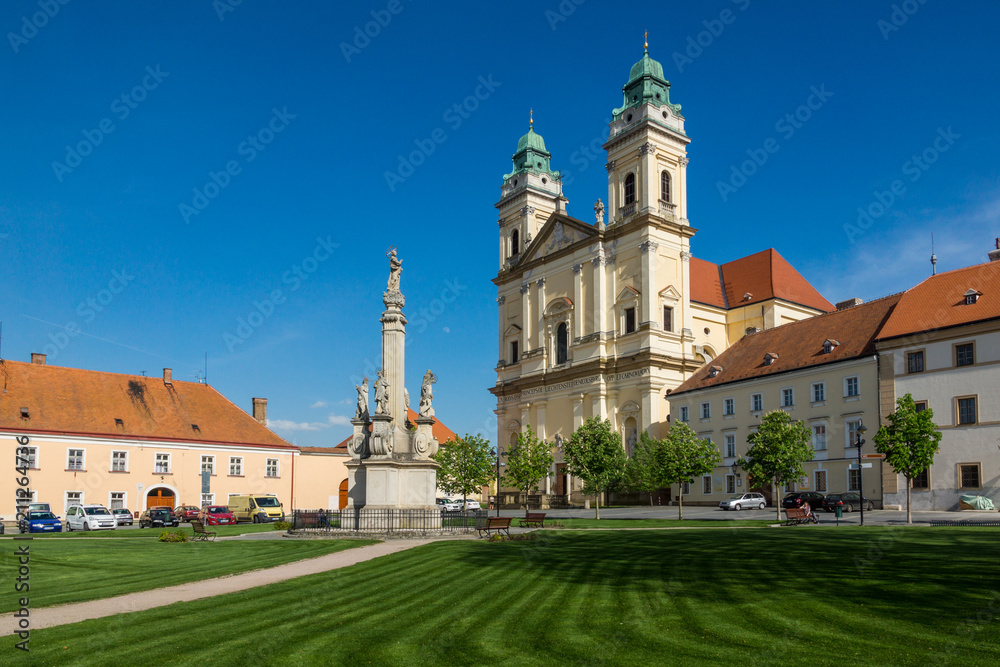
top-left (290, 508), bottom-right (487, 533)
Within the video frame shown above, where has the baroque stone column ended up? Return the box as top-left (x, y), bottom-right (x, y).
top-left (381, 290), bottom-right (407, 433)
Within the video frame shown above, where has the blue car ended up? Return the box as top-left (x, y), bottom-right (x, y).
top-left (19, 510), bottom-right (63, 533)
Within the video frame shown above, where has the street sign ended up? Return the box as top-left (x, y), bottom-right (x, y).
top-left (849, 463), bottom-right (873, 470)
top-left (862, 453), bottom-right (885, 459)
top-left (201, 470), bottom-right (211, 495)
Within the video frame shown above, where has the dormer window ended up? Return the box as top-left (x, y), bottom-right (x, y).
top-left (823, 339), bottom-right (840, 354)
top-left (964, 289), bottom-right (981, 305)
top-left (764, 352), bottom-right (779, 366)
top-left (20, 407), bottom-right (29, 420)
top-left (708, 365), bottom-right (723, 378)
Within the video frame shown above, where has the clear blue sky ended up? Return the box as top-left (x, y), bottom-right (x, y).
top-left (2, 1), bottom-right (998, 447)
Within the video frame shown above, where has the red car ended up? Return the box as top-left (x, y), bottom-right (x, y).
top-left (173, 505), bottom-right (201, 523)
top-left (199, 505), bottom-right (237, 525)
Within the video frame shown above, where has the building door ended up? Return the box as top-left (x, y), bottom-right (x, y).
top-left (146, 488), bottom-right (175, 509)
top-left (338, 479), bottom-right (349, 510)
top-left (555, 463), bottom-right (567, 496)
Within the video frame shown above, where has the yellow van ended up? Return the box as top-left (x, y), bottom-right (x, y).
top-left (228, 494), bottom-right (284, 523)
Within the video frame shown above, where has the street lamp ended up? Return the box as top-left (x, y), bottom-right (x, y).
top-left (495, 448), bottom-right (506, 518)
top-left (730, 462), bottom-right (742, 489)
top-left (855, 419), bottom-right (868, 526)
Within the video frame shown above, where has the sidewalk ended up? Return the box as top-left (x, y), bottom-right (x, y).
top-left (1, 538), bottom-right (432, 635)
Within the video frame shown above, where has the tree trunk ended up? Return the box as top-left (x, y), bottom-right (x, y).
top-left (906, 477), bottom-right (912, 525)
top-left (649, 491), bottom-right (654, 508)
top-left (595, 492), bottom-right (600, 519)
top-left (774, 482), bottom-right (781, 522)
top-left (678, 489), bottom-right (683, 520)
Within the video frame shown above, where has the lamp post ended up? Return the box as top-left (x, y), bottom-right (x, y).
top-left (856, 419), bottom-right (868, 527)
top-left (495, 448), bottom-right (505, 518)
top-left (730, 462), bottom-right (741, 491)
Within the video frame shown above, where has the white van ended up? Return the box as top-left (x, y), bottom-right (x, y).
top-left (66, 504), bottom-right (118, 531)
top-left (228, 495), bottom-right (284, 523)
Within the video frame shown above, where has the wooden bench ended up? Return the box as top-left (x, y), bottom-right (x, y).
top-left (477, 517), bottom-right (512, 538)
top-left (784, 507), bottom-right (818, 526)
top-left (519, 512), bottom-right (546, 528)
top-left (191, 521), bottom-right (217, 541)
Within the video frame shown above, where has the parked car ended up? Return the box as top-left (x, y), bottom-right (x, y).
top-left (781, 492), bottom-right (825, 511)
top-left (174, 505), bottom-right (201, 523)
top-left (719, 492), bottom-right (766, 511)
top-left (19, 510), bottom-right (63, 533)
top-left (438, 498), bottom-right (462, 512)
top-left (462, 499), bottom-right (482, 511)
top-left (111, 508), bottom-right (134, 526)
top-left (199, 505), bottom-right (237, 525)
top-left (66, 504), bottom-right (118, 531)
top-left (822, 492), bottom-right (873, 513)
top-left (139, 507), bottom-right (179, 528)
top-left (27, 502), bottom-right (51, 513)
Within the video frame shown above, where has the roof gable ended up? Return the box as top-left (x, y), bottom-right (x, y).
top-left (517, 212), bottom-right (599, 265)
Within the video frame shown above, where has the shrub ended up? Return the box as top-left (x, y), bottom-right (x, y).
top-left (158, 530), bottom-right (189, 543)
top-left (273, 521), bottom-right (292, 531)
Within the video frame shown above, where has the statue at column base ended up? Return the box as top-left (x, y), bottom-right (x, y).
top-left (369, 414), bottom-right (395, 458)
top-left (348, 418), bottom-right (371, 459)
top-left (411, 416), bottom-right (439, 460)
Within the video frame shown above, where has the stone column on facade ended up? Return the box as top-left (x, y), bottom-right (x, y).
top-left (640, 240), bottom-right (659, 329)
top-left (592, 250), bottom-right (607, 339)
top-left (521, 404), bottom-right (531, 432)
top-left (535, 277), bottom-right (546, 351)
top-left (592, 388), bottom-right (608, 421)
top-left (605, 160), bottom-right (617, 217)
top-left (641, 387), bottom-right (659, 438)
top-left (678, 155), bottom-right (689, 221)
top-left (497, 295), bottom-right (506, 364)
top-left (572, 393), bottom-right (585, 430)
top-left (640, 142), bottom-right (657, 214)
top-left (536, 402), bottom-right (547, 442)
top-left (680, 251), bottom-right (694, 338)
top-left (520, 283), bottom-right (531, 348)
top-left (607, 390), bottom-right (619, 433)
top-left (498, 218), bottom-right (506, 269)
top-left (573, 263), bottom-right (584, 340)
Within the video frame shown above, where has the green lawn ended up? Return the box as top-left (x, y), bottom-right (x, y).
top-left (550, 517), bottom-right (773, 529)
top-left (0, 538), bottom-right (372, 612)
top-left (17, 522), bottom-right (280, 538)
top-left (26, 527), bottom-right (1000, 665)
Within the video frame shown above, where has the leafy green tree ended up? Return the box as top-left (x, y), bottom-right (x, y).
top-left (657, 422), bottom-right (722, 520)
top-left (564, 417), bottom-right (627, 519)
top-left (874, 393), bottom-right (942, 524)
top-left (738, 410), bottom-right (814, 521)
top-left (434, 433), bottom-right (496, 509)
top-left (622, 431), bottom-right (664, 507)
top-left (502, 425), bottom-right (554, 510)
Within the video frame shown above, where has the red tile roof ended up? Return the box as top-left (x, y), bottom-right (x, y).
top-left (876, 260), bottom-right (1000, 340)
top-left (0, 360), bottom-right (294, 449)
top-left (671, 293), bottom-right (902, 395)
top-left (688, 249), bottom-right (834, 312)
top-left (332, 409), bottom-right (458, 451)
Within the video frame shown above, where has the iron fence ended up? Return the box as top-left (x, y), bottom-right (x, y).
top-left (290, 508), bottom-right (487, 533)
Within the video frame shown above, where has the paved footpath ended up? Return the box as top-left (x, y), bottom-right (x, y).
top-left (2, 538), bottom-right (432, 635)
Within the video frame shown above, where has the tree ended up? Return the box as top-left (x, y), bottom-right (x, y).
top-left (738, 410), bottom-right (814, 521)
top-left (874, 393), bottom-right (942, 524)
top-left (622, 431), bottom-right (665, 507)
top-left (434, 433), bottom-right (496, 509)
top-left (656, 422), bottom-right (721, 520)
top-left (564, 417), bottom-right (627, 519)
top-left (502, 425), bottom-right (554, 510)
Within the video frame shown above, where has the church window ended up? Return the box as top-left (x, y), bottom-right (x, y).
top-left (663, 306), bottom-right (673, 332)
top-left (624, 307), bottom-right (636, 334)
top-left (624, 173), bottom-right (636, 205)
top-left (555, 323), bottom-right (568, 365)
top-left (510, 340), bottom-right (519, 364)
top-left (660, 171), bottom-right (671, 203)
top-left (511, 229), bottom-right (519, 256)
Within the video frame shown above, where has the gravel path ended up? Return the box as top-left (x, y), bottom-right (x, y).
top-left (2, 538), bottom-right (432, 634)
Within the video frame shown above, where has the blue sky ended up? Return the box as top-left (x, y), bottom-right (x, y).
top-left (2, 1), bottom-right (998, 447)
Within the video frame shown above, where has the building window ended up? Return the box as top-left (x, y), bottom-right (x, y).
top-left (846, 420), bottom-right (862, 448)
top-left (813, 424), bottom-right (827, 450)
top-left (814, 470), bottom-right (827, 493)
top-left (724, 398), bottom-right (735, 416)
top-left (679, 406), bottom-right (689, 422)
top-left (67, 449), bottom-right (84, 471)
top-left (782, 388), bottom-right (794, 407)
top-left (112, 451), bottom-right (128, 472)
top-left (510, 340), bottom-right (519, 364)
top-left (725, 474), bottom-right (736, 494)
top-left (911, 469), bottom-right (929, 490)
top-left (959, 463), bottom-right (981, 489)
top-left (201, 456), bottom-right (215, 475)
top-left (907, 350), bottom-right (925, 373)
top-left (201, 493), bottom-right (215, 507)
top-left (784, 482), bottom-right (795, 493)
top-left (812, 383), bottom-right (825, 403)
top-left (663, 306), bottom-right (673, 332)
top-left (110, 492), bottom-right (125, 509)
top-left (624, 173), bottom-right (636, 205)
top-left (229, 456), bottom-right (243, 476)
top-left (914, 401), bottom-right (928, 412)
top-left (624, 307), bottom-right (636, 334)
top-left (65, 491), bottom-right (82, 513)
top-left (844, 376), bottom-right (860, 397)
top-left (511, 229), bottom-right (519, 256)
top-left (19, 446), bottom-right (37, 469)
top-left (660, 170), bottom-right (671, 203)
top-left (155, 453), bottom-right (171, 474)
top-left (848, 469), bottom-right (861, 491)
top-left (957, 397), bottom-right (977, 425)
top-left (701, 402), bottom-right (711, 419)
top-left (266, 458), bottom-right (279, 478)
top-left (555, 322), bottom-right (568, 365)
top-left (955, 343), bottom-right (975, 367)
top-left (751, 393), bottom-right (763, 412)
top-left (703, 475), bottom-right (712, 495)
top-left (725, 433), bottom-right (736, 458)
top-left (681, 480), bottom-right (690, 495)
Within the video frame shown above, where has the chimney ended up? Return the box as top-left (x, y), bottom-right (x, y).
top-left (252, 397), bottom-right (267, 425)
top-left (836, 298), bottom-right (863, 310)
top-left (989, 237), bottom-right (1000, 262)
top-left (163, 368), bottom-right (172, 385)
top-left (30, 353), bottom-right (46, 365)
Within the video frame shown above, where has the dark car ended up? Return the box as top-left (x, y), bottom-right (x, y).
top-left (782, 492), bottom-right (825, 511)
top-left (174, 505), bottom-right (201, 523)
top-left (822, 492), bottom-right (873, 513)
top-left (112, 508), bottom-right (134, 526)
top-left (19, 510), bottom-right (63, 533)
top-left (139, 508), bottom-right (179, 528)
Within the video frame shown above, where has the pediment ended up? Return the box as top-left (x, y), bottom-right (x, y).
top-left (545, 297), bottom-right (574, 316)
top-left (659, 285), bottom-right (682, 300)
top-left (504, 324), bottom-right (523, 338)
top-left (616, 286), bottom-right (640, 303)
top-left (518, 212), bottom-right (600, 264)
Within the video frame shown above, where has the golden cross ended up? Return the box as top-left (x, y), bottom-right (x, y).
top-left (644, 30), bottom-right (648, 50)
top-left (529, 107), bottom-right (533, 128)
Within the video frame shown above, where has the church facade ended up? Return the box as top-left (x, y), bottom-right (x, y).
top-left (490, 48), bottom-right (833, 504)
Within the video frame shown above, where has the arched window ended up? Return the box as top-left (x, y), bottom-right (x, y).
top-left (511, 229), bottom-right (519, 256)
top-left (660, 171), bottom-right (671, 203)
top-left (556, 322), bottom-right (568, 365)
top-left (624, 173), bottom-right (636, 205)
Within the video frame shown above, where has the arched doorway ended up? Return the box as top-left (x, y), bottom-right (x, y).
top-left (338, 479), bottom-right (349, 510)
top-left (146, 487), bottom-right (176, 509)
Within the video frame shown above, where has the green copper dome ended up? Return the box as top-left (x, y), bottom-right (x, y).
top-left (503, 123), bottom-right (561, 184)
top-left (516, 127), bottom-right (547, 153)
top-left (628, 51), bottom-right (665, 82)
top-left (613, 48), bottom-right (682, 120)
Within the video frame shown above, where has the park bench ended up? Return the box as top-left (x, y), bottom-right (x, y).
top-left (519, 512), bottom-right (546, 528)
top-left (191, 521), bottom-right (217, 541)
top-left (477, 517), bottom-right (511, 538)
top-left (784, 507), bottom-right (818, 526)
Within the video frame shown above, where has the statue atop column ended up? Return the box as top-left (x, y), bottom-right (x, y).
top-left (384, 247), bottom-right (404, 308)
top-left (374, 368), bottom-right (390, 416)
top-left (354, 377), bottom-right (369, 420)
top-left (419, 370), bottom-right (437, 418)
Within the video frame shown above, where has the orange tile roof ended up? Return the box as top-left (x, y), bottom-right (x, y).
top-left (688, 249), bottom-right (834, 312)
top-left (671, 293), bottom-right (902, 395)
top-left (332, 408), bottom-right (458, 451)
top-left (0, 360), bottom-right (294, 449)
top-left (876, 260), bottom-right (1000, 340)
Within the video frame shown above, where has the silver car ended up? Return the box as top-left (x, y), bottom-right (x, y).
top-left (719, 492), bottom-right (766, 511)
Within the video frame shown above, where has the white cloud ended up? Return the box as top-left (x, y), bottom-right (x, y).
top-left (267, 419), bottom-right (329, 432)
top-left (327, 414), bottom-right (352, 426)
top-left (310, 400), bottom-right (327, 408)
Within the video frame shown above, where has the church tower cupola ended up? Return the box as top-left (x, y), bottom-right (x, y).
top-left (496, 112), bottom-right (567, 271)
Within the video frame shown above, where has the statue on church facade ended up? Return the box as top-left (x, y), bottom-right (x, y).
top-left (595, 198), bottom-right (605, 225)
top-left (354, 377), bottom-right (369, 420)
top-left (419, 370), bottom-right (437, 418)
top-left (374, 368), bottom-right (390, 416)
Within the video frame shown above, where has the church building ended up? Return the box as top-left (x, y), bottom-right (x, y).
top-left (490, 46), bottom-right (833, 505)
